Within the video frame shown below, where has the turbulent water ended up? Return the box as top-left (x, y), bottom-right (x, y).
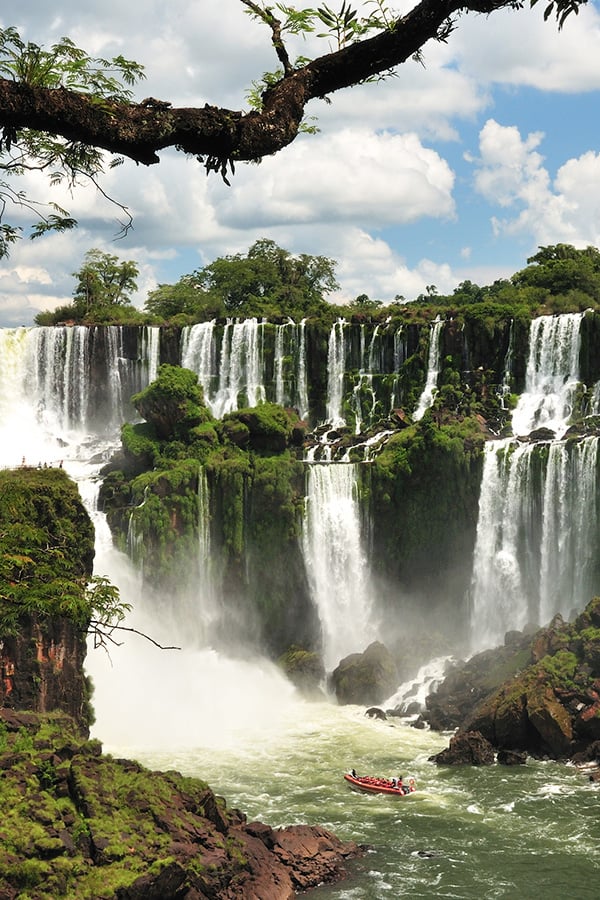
top-left (98, 689), bottom-right (600, 900)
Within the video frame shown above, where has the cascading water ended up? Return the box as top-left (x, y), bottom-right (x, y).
top-left (181, 318), bottom-right (309, 419)
top-left (302, 462), bottom-right (378, 670)
top-left (0, 325), bottom-right (300, 749)
top-left (326, 318), bottom-right (347, 428)
top-left (511, 311), bottom-right (585, 438)
top-left (470, 311), bottom-right (599, 651)
top-left (413, 316), bottom-right (444, 421)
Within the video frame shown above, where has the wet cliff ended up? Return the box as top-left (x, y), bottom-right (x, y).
top-left (0, 468), bottom-right (94, 731)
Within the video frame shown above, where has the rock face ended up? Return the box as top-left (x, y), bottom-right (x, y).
top-left (0, 711), bottom-right (363, 900)
top-left (424, 598), bottom-right (600, 761)
top-left (0, 467), bottom-right (96, 734)
top-left (329, 642), bottom-right (398, 705)
top-left (0, 615), bottom-right (90, 730)
top-left (429, 731), bottom-right (495, 766)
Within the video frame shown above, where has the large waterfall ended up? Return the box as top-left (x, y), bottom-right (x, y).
top-left (511, 312), bottom-right (585, 437)
top-left (180, 318), bottom-right (309, 419)
top-left (470, 311), bottom-right (599, 651)
top-left (302, 463), bottom-right (378, 669)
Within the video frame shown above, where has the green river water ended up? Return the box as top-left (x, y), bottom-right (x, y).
top-left (95, 691), bottom-right (599, 900)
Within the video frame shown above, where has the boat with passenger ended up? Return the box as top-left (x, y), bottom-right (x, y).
top-left (344, 771), bottom-right (416, 796)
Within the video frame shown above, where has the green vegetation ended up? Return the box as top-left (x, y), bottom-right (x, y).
top-left (0, 467), bottom-right (128, 647)
top-left (144, 238), bottom-right (338, 323)
top-left (0, 712), bottom-right (252, 899)
top-left (35, 248), bottom-right (141, 325)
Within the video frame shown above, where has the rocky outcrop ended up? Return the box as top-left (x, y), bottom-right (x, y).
top-left (0, 711), bottom-right (363, 900)
top-left (0, 467), bottom-right (95, 734)
top-left (329, 641), bottom-right (398, 705)
top-left (429, 730), bottom-right (495, 766)
top-left (0, 615), bottom-right (89, 730)
top-left (424, 598), bottom-right (600, 762)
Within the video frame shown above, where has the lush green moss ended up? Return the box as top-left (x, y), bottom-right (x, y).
top-left (0, 468), bottom-right (95, 632)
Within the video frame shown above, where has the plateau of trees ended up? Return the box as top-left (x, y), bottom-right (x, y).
top-left (144, 238), bottom-right (338, 322)
top-left (142, 241), bottom-right (600, 322)
top-left (34, 240), bottom-right (600, 326)
top-left (0, 1), bottom-right (587, 254)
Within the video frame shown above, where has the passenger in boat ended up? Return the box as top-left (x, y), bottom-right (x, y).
top-left (351, 769), bottom-right (357, 778)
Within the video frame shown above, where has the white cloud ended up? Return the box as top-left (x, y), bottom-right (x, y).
top-left (450, 3), bottom-right (600, 93)
top-left (3, 0), bottom-right (600, 325)
top-left (217, 129), bottom-right (456, 229)
top-left (470, 119), bottom-right (600, 249)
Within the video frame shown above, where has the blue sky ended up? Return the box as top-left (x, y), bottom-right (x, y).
top-left (2, 1), bottom-right (600, 324)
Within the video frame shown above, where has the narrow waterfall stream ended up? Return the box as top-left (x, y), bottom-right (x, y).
top-left (413, 316), bottom-right (443, 421)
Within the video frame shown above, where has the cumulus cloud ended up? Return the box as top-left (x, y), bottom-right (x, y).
top-left (469, 119), bottom-right (600, 250)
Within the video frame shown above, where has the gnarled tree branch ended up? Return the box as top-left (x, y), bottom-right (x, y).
top-left (0, 0), bottom-right (586, 172)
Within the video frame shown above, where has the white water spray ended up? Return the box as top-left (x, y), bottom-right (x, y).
top-left (470, 312), bottom-right (599, 650)
top-left (326, 319), bottom-right (347, 427)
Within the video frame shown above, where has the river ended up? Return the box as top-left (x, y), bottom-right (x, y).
top-left (86, 625), bottom-right (600, 900)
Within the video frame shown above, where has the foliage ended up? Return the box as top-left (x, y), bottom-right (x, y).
top-left (131, 364), bottom-right (213, 441)
top-left (0, 468), bottom-right (127, 644)
top-left (145, 238), bottom-right (339, 321)
top-left (0, 28), bottom-right (145, 255)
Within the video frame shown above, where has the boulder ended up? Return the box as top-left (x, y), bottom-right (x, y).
top-left (429, 731), bottom-right (495, 766)
top-left (329, 642), bottom-right (398, 706)
top-left (497, 749), bottom-right (527, 766)
top-left (526, 680), bottom-right (573, 758)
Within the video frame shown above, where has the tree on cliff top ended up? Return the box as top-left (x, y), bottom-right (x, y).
top-left (145, 238), bottom-right (338, 321)
top-left (0, 0), bottom-right (587, 255)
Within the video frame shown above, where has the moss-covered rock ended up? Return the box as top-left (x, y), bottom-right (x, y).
top-left (329, 641), bottom-right (398, 706)
top-left (0, 711), bottom-right (362, 899)
top-left (0, 468), bottom-right (96, 731)
top-left (426, 597), bottom-right (600, 761)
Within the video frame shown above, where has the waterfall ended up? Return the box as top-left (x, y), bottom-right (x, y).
top-left (413, 317), bottom-right (443, 421)
top-left (469, 311), bottom-right (599, 651)
top-left (470, 441), bottom-right (540, 650)
top-left (142, 326), bottom-right (161, 385)
top-left (498, 318), bottom-right (514, 409)
top-left (511, 312), bottom-right (585, 437)
top-left (274, 322), bottom-right (286, 406)
top-left (539, 437), bottom-right (600, 624)
top-left (351, 325), bottom-right (381, 435)
top-left (297, 319), bottom-right (309, 421)
top-left (471, 436), bottom-right (600, 650)
top-left (302, 463), bottom-right (378, 670)
top-left (181, 319), bottom-right (267, 417)
top-left (180, 321), bottom-right (217, 404)
top-left (326, 319), bottom-right (347, 427)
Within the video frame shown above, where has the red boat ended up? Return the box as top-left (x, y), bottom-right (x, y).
top-left (343, 772), bottom-right (415, 796)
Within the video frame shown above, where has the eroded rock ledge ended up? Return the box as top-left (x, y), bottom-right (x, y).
top-left (0, 710), bottom-right (363, 900)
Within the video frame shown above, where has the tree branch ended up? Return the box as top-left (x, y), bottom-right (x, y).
top-left (0, 1), bottom-right (585, 172)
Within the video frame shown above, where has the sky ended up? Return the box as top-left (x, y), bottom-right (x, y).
top-left (2, 0), bottom-right (600, 325)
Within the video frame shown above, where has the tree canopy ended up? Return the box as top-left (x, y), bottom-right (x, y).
top-left (35, 247), bottom-right (140, 324)
top-left (144, 238), bottom-right (338, 321)
top-left (0, 0), bottom-right (588, 254)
